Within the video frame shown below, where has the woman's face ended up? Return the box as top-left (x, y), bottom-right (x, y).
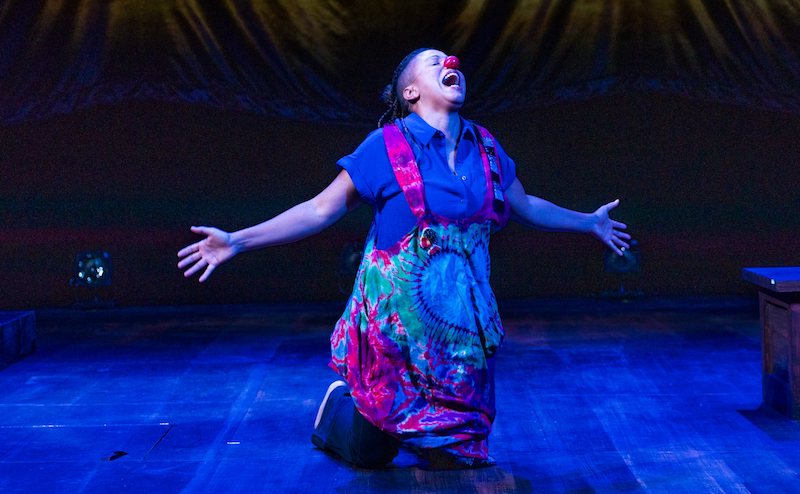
top-left (402, 49), bottom-right (466, 112)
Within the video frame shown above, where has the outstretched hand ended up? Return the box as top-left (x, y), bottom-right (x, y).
top-left (590, 199), bottom-right (631, 256)
top-left (177, 226), bottom-right (238, 282)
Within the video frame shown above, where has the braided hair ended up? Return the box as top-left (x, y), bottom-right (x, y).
top-left (377, 48), bottom-right (432, 128)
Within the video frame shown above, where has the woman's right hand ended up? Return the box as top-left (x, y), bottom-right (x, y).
top-left (177, 226), bottom-right (238, 282)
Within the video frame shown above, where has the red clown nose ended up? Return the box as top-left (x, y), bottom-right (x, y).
top-left (443, 55), bottom-right (460, 70)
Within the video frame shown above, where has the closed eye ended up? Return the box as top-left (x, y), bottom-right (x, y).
top-left (425, 55), bottom-right (443, 66)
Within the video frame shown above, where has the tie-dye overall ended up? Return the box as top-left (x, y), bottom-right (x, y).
top-left (330, 122), bottom-right (510, 460)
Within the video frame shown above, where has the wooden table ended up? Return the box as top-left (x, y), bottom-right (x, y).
top-left (742, 267), bottom-right (800, 419)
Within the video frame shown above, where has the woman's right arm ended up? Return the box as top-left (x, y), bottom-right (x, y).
top-left (177, 169), bottom-right (362, 282)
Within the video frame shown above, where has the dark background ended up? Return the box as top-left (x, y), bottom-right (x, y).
top-left (1, 1), bottom-right (799, 309)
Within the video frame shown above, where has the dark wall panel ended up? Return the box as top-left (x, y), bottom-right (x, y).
top-left (2, 93), bottom-right (798, 309)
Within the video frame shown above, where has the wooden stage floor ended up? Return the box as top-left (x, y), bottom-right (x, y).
top-left (0, 297), bottom-right (798, 493)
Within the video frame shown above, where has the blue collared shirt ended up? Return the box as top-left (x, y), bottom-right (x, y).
top-left (338, 113), bottom-right (517, 249)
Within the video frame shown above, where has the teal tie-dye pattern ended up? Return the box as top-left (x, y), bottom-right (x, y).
top-left (329, 123), bottom-right (509, 460)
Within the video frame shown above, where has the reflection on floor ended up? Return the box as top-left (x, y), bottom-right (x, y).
top-left (0, 297), bottom-right (798, 493)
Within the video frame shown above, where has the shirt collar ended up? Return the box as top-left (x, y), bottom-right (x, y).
top-left (402, 113), bottom-right (476, 146)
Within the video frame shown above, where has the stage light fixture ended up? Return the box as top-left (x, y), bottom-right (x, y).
top-left (71, 250), bottom-right (113, 287)
top-left (601, 240), bottom-right (643, 299)
top-left (603, 239), bottom-right (640, 274)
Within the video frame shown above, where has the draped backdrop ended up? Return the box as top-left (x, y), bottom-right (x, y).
top-left (2, 0), bottom-right (799, 124)
top-left (1, 1), bottom-right (800, 309)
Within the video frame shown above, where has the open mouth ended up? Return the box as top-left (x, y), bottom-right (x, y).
top-left (442, 72), bottom-right (460, 87)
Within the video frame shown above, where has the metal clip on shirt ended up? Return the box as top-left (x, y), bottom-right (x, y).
top-left (419, 227), bottom-right (441, 255)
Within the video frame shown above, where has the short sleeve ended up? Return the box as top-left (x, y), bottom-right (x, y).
top-left (492, 137), bottom-right (518, 191)
top-left (336, 128), bottom-right (390, 205)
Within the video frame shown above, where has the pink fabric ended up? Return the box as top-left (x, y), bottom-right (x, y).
top-left (329, 123), bottom-right (509, 460)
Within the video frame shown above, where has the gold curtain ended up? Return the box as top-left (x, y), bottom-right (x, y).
top-left (1, 0), bottom-right (798, 123)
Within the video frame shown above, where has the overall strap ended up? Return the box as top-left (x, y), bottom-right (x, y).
top-left (382, 123), bottom-right (427, 219)
top-left (472, 123), bottom-right (510, 225)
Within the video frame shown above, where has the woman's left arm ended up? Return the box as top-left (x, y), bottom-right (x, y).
top-left (506, 178), bottom-right (631, 255)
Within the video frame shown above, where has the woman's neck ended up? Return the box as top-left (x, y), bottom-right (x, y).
top-left (413, 109), bottom-right (461, 141)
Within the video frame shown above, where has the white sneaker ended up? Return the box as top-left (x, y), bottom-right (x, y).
top-left (314, 380), bottom-right (347, 429)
